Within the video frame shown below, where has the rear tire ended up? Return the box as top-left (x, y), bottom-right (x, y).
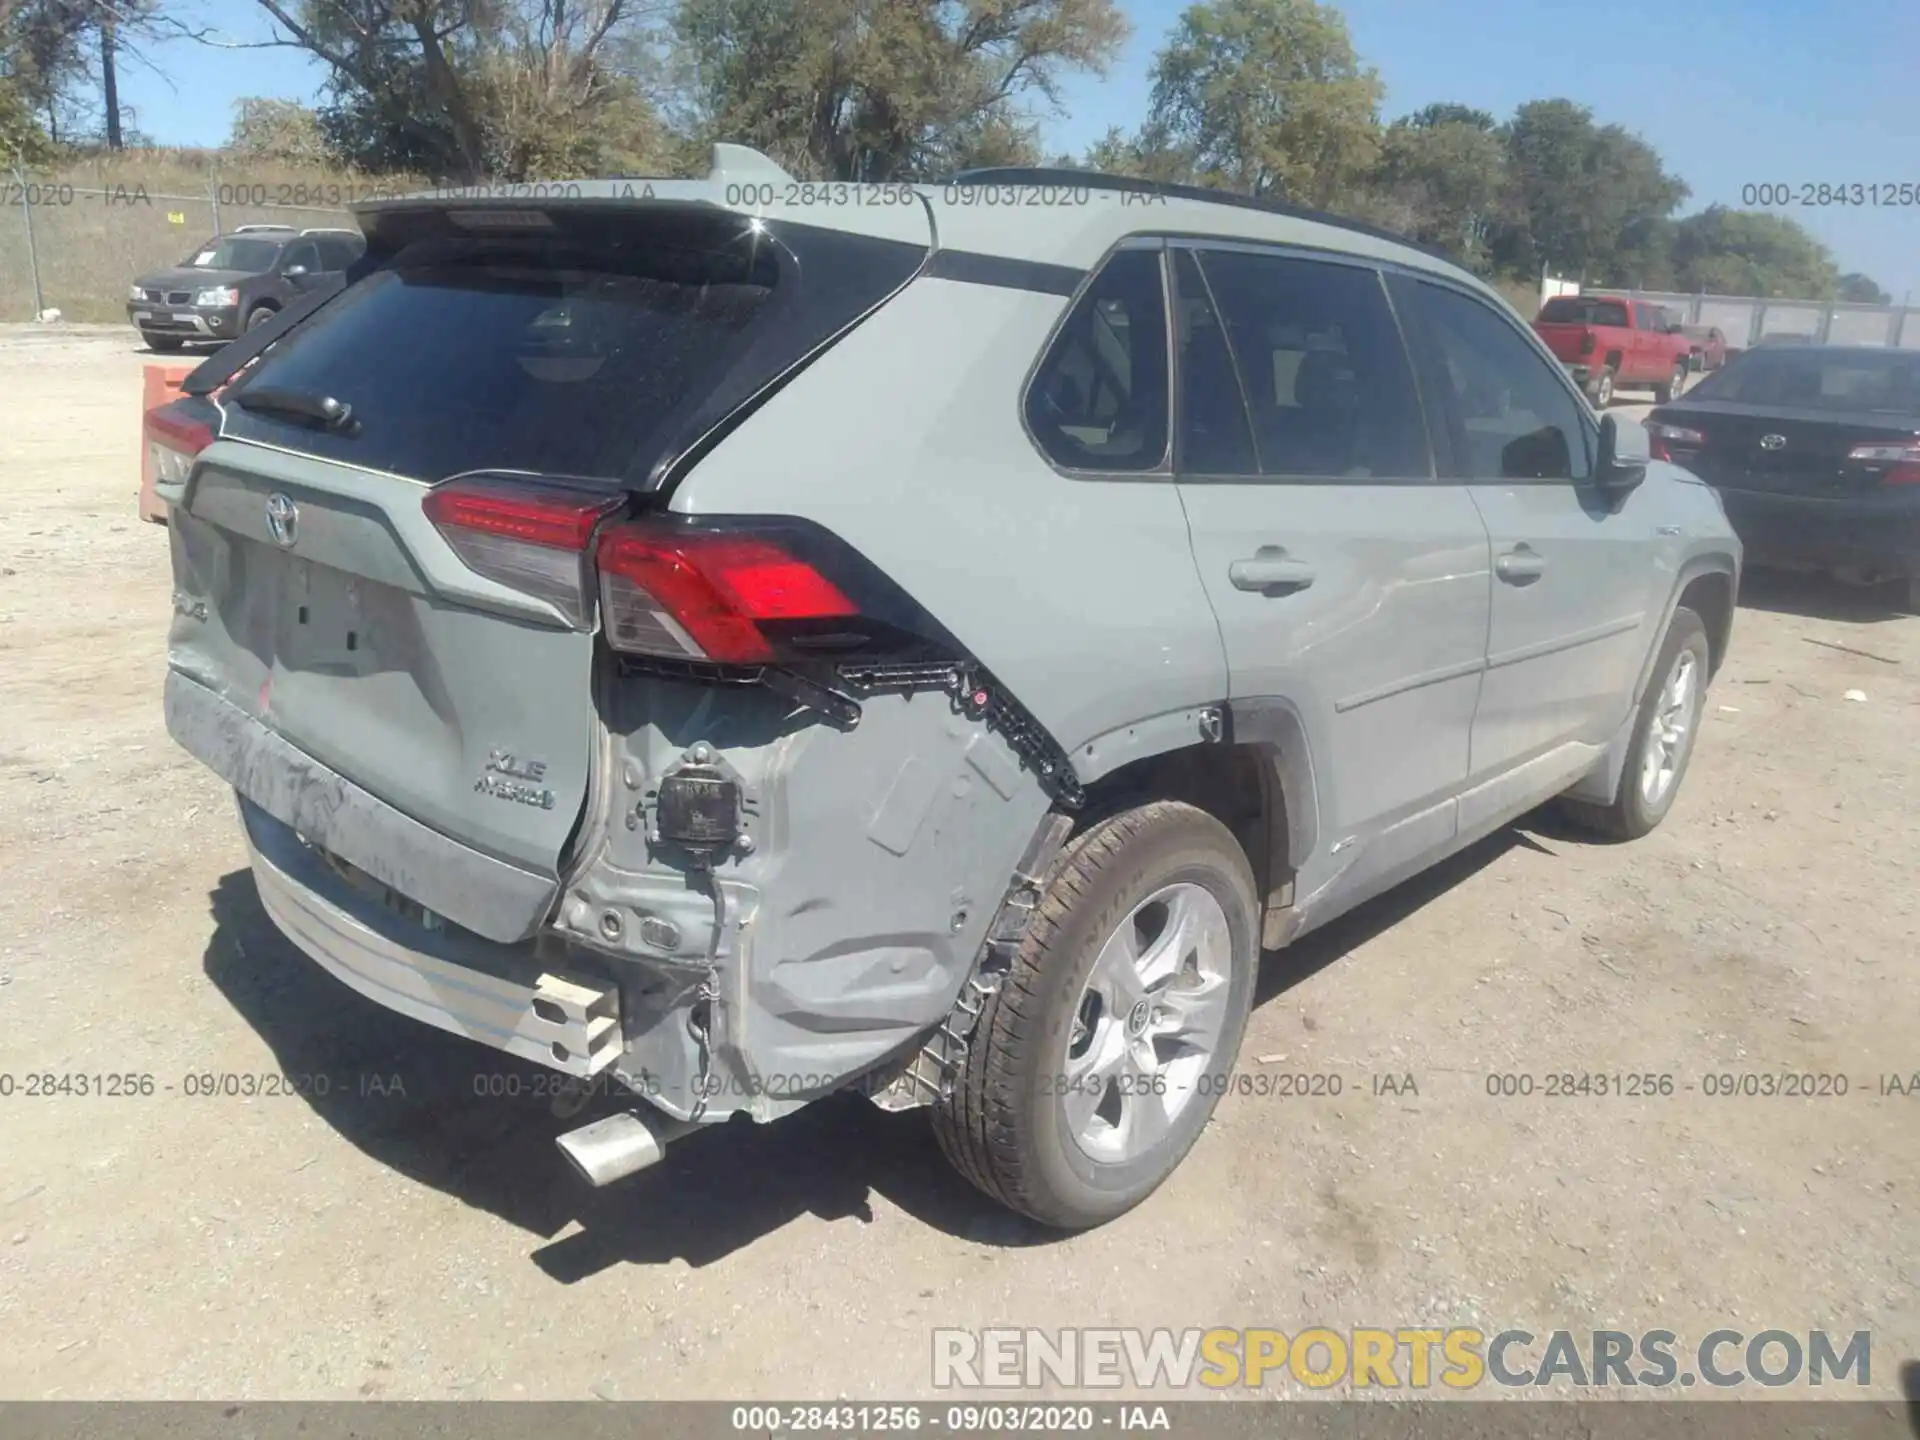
top-left (144, 333), bottom-right (184, 353)
top-left (1588, 366), bottom-right (1616, 408)
top-left (1654, 363), bottom-right (1687, 405)
top-left (1561, 607), bottom-right (1710, 841)
top-left (932, 801), bottom-right (1259, 1230)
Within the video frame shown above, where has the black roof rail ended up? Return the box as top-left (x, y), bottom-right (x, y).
top-left (940, 166), bottom-right (1462, 268)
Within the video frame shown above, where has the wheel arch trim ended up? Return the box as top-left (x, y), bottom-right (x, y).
top-left (1635, 552), bottom-right (1739, 706)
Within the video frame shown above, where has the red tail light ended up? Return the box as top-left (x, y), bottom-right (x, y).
top-left (146, 400), bottom-right (215, 485)
top-left (1579, 331), bottom-right (1597, 356)
top-left (424, 476), bottom-right (623, 626)
top-left (595, 523), bottom-right (859, 664)
top-left (1646, 422), bottom-right (1704, 463)
top-left (1847, 441), bottom-right (1920, 486)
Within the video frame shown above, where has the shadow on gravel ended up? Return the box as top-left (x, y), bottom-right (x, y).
top-left (1252, 824), bottom-right (1539, 1007)
top-left (200, 869), bottom-right (1047, 1273)
top-left (1735, 566), bottom-right (1912, 625)
top-left (202, 824), bottom-right (1546, 1276)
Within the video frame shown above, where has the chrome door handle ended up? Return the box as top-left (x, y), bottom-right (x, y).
top-left (1229, 553), bottom-right (1316, 593)
top-left (1495, 546), bottom-right (1547, 584)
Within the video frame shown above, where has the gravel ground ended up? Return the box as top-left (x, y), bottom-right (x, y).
top-left (0, 326), bottom-right (1915, 1403)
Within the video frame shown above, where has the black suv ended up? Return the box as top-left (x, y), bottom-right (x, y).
top-left (126, 225), bottom-right (365, 352)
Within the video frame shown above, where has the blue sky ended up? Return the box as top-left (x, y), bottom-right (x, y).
top-left (118, 0), bottom-right (1920, 298)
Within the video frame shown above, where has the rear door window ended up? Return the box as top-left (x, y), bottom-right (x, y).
top-left (1192, 248), bottom-right (1429, 480)
top-left (1171, 249), bottom-right (1258, 476)
top-left (1025, 248), bottom-right (1171, 472)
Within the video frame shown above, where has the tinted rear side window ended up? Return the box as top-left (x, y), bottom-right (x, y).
top-left (1195, 249), bottom-right (1429, 480)
top-left (1171, 248), bottom-right (1257, 476)
top-left (1025, 248), bottom-right (1170, 472)
top-left (223, 227), bottom-right (778, 483)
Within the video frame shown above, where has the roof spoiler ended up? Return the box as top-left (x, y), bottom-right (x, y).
top-left (183, 143), bottom-right (804, 398)
top-left (705, 143), bottom-right (795, 185)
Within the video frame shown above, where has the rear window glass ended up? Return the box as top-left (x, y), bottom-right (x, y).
top-left (1539, 297), bottom-right (1630, 327)
top-left (222, 234), bottom-right (779, 482)
top-left (1689, 350), bottom-right (1920, 413)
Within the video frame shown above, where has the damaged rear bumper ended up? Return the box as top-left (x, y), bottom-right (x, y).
top-left (164, 669), bottom-right (558, 945)
top-left (241, 795), bottom-right (624, 1077)
top-left (166, 662), bottom-right (1058, 1128)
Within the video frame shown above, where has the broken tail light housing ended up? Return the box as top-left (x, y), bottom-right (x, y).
top-left (426, 480), bottom-right (958, 663)
top-left (424, 475), bottom-right (624, 627)
top-left (1647, 422), bottom-right (1705, 462)
top-left (1847, 441), bottom-right (1920, 486)
top-left (146, 399), bottom-right (216, 486)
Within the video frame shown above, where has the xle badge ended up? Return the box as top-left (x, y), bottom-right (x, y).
top-left (474, 748), bottom-right (556, 810)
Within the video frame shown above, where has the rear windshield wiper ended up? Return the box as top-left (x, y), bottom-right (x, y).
top-left (231, 385), bottom-right (357, 433)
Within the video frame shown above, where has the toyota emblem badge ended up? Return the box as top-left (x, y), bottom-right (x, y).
top-left (265, 492), bottom-right (300, 548)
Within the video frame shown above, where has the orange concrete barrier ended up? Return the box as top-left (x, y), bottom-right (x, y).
top-left (139, 362), bottom-right (196, 524)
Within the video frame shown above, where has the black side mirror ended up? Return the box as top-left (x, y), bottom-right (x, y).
top-left (1666, 323), bottom-right (1685, 334)
top-left (283, 264), bottom-right (310, 281)
top-left (1596, 413), bottom-right (1649, 495)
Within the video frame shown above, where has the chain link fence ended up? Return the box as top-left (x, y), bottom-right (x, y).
top-left (3, 163), bottom-right (418, 323)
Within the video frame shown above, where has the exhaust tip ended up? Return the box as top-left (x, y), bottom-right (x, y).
top-left (555, 1110), bottom-right (670, 1188)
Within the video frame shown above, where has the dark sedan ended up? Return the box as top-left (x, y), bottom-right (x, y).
top-left (1647, 345), bottom-right (1920, 611)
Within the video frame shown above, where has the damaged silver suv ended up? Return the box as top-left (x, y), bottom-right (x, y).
top-left (154, 145), bottom-right (1740, 1229)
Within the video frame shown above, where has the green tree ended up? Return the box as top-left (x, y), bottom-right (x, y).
top-left (1402, 101), bottom-right (1495, 132)
top-left (1142, 0), bottom-right (1383, 207)
top-left (670, 0), bottom-right (1125, 182)
top-left (1836, 271), bottom-right (1890, 304)
top-left (1603, 214), bottom-right (1676, 291)
top-left (0, 70), bottom-right (56, 165)
top-left (227, 95), bottom-right (333, 164)
top-left (1368, 110), bottom-right (1510, 268)
top-left (1071, 122), bottom-right (1193, 182)
top-left (251, 0), bottom-right (672, 181)
top-left (1493, 99), bottom-right (1687, 282)
top-left (1670, 206), bottom-right (1840, 298)
top-left (3, 0), bottom-right (182, 149)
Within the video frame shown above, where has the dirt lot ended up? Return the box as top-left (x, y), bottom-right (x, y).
top-left (0, 326), bottom-right (1916, 1402)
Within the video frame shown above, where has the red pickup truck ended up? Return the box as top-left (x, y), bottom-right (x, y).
top-left (1532, 294), bottom-right (1694, 408)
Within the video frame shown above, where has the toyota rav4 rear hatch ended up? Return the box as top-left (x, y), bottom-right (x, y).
top-left (161, 195), bottom-right (930, 941)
